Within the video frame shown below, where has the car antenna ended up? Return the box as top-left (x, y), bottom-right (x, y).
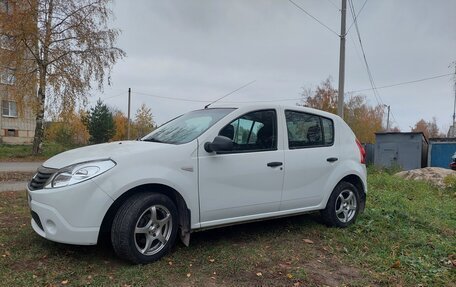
top-left (204, 80), bottom-right (256, 109)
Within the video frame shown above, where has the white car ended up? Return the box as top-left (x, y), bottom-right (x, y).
top-left (28, 104), bottom-right (367, 264)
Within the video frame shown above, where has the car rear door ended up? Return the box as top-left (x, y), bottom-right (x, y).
top-left (280, 110), bottom-right (339, 210)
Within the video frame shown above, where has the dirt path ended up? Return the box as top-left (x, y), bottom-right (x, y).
top-left (0, 162), bottom-right (42, 172)
top-left (0, 182), bottom-right (28, 192)
top-left (0, 168), bottom-right (37, 192)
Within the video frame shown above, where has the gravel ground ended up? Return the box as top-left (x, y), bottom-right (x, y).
top-left (395, 167), bottom-right (455, 188)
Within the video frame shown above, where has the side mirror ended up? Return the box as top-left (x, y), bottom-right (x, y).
top-left (204, 136), bottom-right (233, 153)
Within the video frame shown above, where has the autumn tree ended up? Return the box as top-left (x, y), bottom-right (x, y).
top-left (0, 0), bottom-right (125, 154)
top-left (389, 126), bottom-right (401, 132)
top-left (299, 77), bottom-right (384, 143)
top-left (412, 117), bottom-right (442, 139)
top-left (87, 99), bottom-right (115, 144)
top-left (344, 96), bottom-right (384, 143)
top-left (111, 110), bottom-right (128, 141)
top-left (45, 109), bottom-right (89, 146)
top-left (132, 103), bottom-right (155, 139)
top-left (301, 78), bottom-right (338, 115)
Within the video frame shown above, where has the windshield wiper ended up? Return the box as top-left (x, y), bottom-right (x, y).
top-left (142, 138), bottom-right (163, 143)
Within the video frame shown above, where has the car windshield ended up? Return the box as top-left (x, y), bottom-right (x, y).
top-left (142, 108), bottom-right (236, 144)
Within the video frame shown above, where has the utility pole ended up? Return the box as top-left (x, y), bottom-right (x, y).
top-left (450, 66), bottom-right (456, 138)
top-left (337, 0), bottom-right (347, 119)
top-left (127, 88), bottom-right (131, 140)
top-left (384, 104), bottom-right (391, 131)
top-left (453, 66), bottom-right (456, 125)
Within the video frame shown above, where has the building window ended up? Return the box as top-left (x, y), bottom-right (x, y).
top-left (0, 68), bottom-right (15, 85)
top-left (5, 129), bottom-right (18, 137)
top-left (2, 100), bottom-right (17, 117)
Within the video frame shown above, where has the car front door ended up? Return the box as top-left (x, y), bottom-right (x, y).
top-left (280, 110), bottom-right (339, 210)
top-left (198, 109), bottom-right (285, 226)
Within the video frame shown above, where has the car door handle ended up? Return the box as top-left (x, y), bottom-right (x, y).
top-left (267, 162), bottom-right (283, 167)
top-left (326, 157), bottom-right (338, 163)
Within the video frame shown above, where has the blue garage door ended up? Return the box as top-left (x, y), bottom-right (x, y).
top-left (430, 143), bottom-right (456, 169)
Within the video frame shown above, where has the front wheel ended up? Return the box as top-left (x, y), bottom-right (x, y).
top-left (111, 193), bottom-right (178, 264)
top-left (321, 181), bottom-right (360, 227)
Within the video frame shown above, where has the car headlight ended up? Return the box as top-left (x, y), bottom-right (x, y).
top-left (44, 159), bottom-right (116, 189)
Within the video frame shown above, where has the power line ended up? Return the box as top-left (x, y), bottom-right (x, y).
top-left (288, 0), bottom-right (340, 36)
top-left (345, 0), bottom-right (368, 35)
top-left (348, 0), bottom-right (399, 127)
top-left (348, 73), bottom-right (453, 93)
top-left (348, 33), bottom-right (364, 66)
top-left (133, 90), bottom-right (301, 104)
top-left (325, 0), bottom-right (340, 11)
top-left (132, 91), bottom-right (210, 103)
top-left (124, 71), bottom-right (451, 105)
top-left (101, 91), bottom-right (125, 100)
top-left (348, 0), bottom-right (383, 107)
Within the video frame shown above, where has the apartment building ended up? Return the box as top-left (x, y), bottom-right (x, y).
top-left (0, 0), bottom-right (36, 144)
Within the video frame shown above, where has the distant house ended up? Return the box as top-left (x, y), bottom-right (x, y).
top-left (0, 0), bottom-right (36, 144)
top-left (374, 132), bottom-right (428, 170)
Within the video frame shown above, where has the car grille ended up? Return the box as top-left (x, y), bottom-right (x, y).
top-left (28, 166), bottom-right (57, 190)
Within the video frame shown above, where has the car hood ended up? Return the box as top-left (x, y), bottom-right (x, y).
top-left (43, 141), bottom-right (174, 169)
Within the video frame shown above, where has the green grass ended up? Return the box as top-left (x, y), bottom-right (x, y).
top-left (0, 171), bottom-right (454, 286)
top-left (0, 142), bottom-right (70, 161)
top-left (323, 169), bottom-right (456, 286)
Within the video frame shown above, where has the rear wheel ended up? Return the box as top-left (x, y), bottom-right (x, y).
top-left (111, 193), bottom-right (178, 264)
top-left (321, 181), bottom-right (360, 227)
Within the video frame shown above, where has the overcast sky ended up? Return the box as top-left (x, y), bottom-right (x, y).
top-left (92, 0), bottom-right (456, 132)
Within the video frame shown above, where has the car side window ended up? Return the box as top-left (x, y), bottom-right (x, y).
top-left (285, 110), bottom-right (334, 149)
top-left (218, 110), bottom-right (277, 152)
top-left (321, 117), bottom-right (334, 145)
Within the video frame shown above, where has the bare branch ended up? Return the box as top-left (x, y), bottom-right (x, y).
top-left (51, 1), bottom-right (98, 31)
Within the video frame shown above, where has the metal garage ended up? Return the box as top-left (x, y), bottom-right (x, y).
top-left (374, 132), bottom-right (428, 170)
top-left (428, 138), bottom-right (456, 169)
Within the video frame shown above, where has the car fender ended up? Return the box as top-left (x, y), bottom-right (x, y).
top-left (93, 163), bottom-right (199, 228)
top-left (319, 159), bottom-right (367, 209)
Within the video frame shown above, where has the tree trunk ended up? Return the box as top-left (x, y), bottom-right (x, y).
top-left (32, 0), bottom-right (53, 155)
top-left (32, 72), bottom-right (46, 155)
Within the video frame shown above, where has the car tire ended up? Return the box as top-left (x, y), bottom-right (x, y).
top-left (321, 181), bottom-right (360, 227)
top-left (111, 192), bottom-right (178, 264)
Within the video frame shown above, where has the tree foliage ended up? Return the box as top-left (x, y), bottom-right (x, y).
top-left (299, 77), bottom-right (385, 143)
top-left (301, 78), bottom-right (338, 115)
top-left (0, 0), bottom-right (125, 153)
top-left (132, 103), bottom-right (155, 139)
top-left (111, 110), bottom-right (128, 141)
top-left (412, 118), bottom-right (442, 139)
top-left (45, 109), bottom-right (89, 146)
top-left (87, 99), bottom-right (115, 144)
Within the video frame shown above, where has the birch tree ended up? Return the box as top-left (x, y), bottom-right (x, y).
top-left (133, 103), bottom-right (154, 138)
top-left (0, 0), bottom-right (125, 153)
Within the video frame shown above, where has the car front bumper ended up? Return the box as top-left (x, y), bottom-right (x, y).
top-left (27, 179), bottom-right (114, 245)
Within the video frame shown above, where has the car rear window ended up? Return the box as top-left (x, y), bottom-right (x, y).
top-left (285, 110), bottom-right (334, 149)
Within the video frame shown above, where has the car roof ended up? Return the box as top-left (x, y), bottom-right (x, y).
top-left (209, 103), bottom-right (340, 120)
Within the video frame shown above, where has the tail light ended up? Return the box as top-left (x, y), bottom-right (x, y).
top-left (355, 138), bottom-right (366, 164)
